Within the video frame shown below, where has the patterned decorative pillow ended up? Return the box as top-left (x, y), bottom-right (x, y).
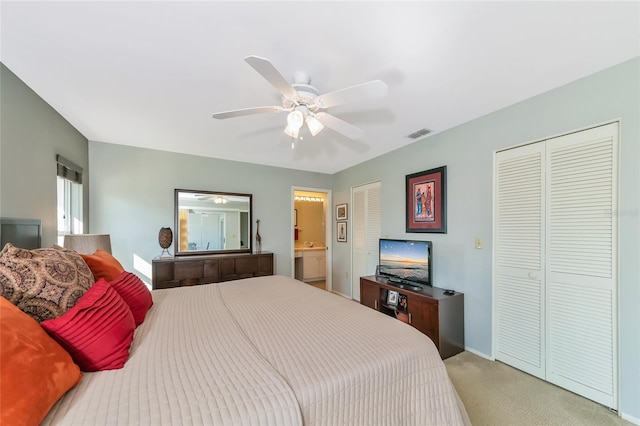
top-left (0, 243), bottom-right (95, 322)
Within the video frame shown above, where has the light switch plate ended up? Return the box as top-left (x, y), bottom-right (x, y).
top-left (475, 238), bottom-right (483, 249)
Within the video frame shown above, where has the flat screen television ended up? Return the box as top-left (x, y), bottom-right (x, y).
top-left (0, 218), bottom-right (42, 250)
top-left (378, 238), bottom-right (432, 287)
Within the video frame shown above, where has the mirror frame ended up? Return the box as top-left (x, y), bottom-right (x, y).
top-left (174, 189), bottom-right (252, 256)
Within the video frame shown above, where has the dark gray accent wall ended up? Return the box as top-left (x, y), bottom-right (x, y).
top-left (0, 64), bottom-right (89, 247)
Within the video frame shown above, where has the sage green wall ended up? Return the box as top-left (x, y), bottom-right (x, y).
top-left (0, 64), bottom-right (89, 246)
top-left (3, 55), bottom-right (638, 421)
top-left (88, 141), bottom-right (331, 280)
top-left (331, 57), bottom-right (639, 420)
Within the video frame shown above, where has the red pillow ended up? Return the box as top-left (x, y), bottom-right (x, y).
top-left (41, 279), bottom-right (136, 372)
top-left (109, 271), bottom-right (153, 326)
top-left (80, 249), bottom-right (125, 281)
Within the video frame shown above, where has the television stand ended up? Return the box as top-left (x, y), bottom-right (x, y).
top-left (360, 275), bottom-right (464, 359)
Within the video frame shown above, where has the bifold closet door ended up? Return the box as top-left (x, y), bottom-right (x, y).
top-left (545, 123), bottom-right (618, 408)
top-left (495, 122), bottom-right (618, 410)
top-left (351, 181), bottom-right (381, 301)
top-left (495, 142), bottom-right (546, 379)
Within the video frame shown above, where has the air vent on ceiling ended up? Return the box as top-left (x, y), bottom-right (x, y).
top-left (407, 128), bottom-right (432, 139)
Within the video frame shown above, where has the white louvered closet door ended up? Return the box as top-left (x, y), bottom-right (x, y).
top-left (351, 181), bottom-right (381, 301)
top-left (494, 122), bottom-right (618, 409)
top-left (545, 122), bottom-right (618, 408)
top-left (495, 143), bottom-right (546, 379)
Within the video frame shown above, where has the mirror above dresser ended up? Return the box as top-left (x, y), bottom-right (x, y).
top-left (174, 189), bottom-right (252, 255)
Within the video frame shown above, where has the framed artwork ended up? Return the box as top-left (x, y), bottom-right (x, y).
top-left (336, 203), bottom-right (348, 220)
top-left (294, 209), bottom-right (297, 227)
top-left (337, 221), bottom-right (347, 242)
top-left (398, 294), bottom-right (408, 311)
top-left (406, 166), bottom-right (447, 233)
top-left (387, 290), bottom-right (398, 306)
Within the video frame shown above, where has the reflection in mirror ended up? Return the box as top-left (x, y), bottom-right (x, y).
top-left (174, 189), bottom-right (252, 255)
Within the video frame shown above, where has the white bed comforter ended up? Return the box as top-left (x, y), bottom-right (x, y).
top-left (44, 275), bottom-right (466, 425)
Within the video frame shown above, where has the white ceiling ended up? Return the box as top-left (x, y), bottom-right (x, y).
top-left (1, 1), bottom-right (638, 174)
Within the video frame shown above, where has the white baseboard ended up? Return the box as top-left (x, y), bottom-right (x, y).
top-left (621, 412), bottom-right (640, 425)
top-left (464, 347), bottom-right (494, 361)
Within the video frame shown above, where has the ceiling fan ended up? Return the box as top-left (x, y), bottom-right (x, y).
top-left (211, 56), bottom-right (388, 140)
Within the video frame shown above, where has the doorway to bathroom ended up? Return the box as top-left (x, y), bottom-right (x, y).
top-left (291, 187), bottom-right (332, 292)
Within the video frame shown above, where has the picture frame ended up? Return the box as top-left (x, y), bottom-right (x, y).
top-left (398, 294), bottom-right (408, 311)
top-left (336, 203), bottom-right (348, 220)
top-left (387, 290), bottom-right (398, 306)
top-left (406, 165), bottom-right (447, 233)
top-left (294, 209), bottom-right (297, 227)
top-left (337, 221), bottom-right (347, 242)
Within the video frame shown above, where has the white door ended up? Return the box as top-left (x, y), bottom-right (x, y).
top-left (545, 123), bottom-right (618, 408)
top-left (494, 142), bottom-right (546, 379)
top-left (494, 122), bottom-right (619, 409)
top-left (351, 181), bottom-right (381, 301)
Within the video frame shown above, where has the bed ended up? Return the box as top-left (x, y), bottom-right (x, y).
top-left (40, 274), bottom-right (468, 425)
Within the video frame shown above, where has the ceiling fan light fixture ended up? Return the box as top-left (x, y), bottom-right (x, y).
top-left (287, 110), bottom-right (305, 130)
top-left (306, 115), bottom-right (324, 136)
top-left (284, 124), bottom-right (300, 139)
top-left (212, 56), bottom-right (388, 141)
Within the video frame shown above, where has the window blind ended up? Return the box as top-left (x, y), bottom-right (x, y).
top-left (56, 155), bottom-right (83, 184)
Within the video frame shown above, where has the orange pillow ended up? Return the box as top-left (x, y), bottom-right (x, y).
top-left (80, 249), bottom-right (125, 281)
top-left (0, 296), bottom-right (82, 425)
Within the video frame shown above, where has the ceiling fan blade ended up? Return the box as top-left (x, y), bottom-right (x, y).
top-left (244, 55), bottom-right (299, 101)
top-left (315, 112), bottom-right (364, 140)
top-left (315, 80), bottom-right (388, 109)
top-left (212, 106), bottom-right (285, 120)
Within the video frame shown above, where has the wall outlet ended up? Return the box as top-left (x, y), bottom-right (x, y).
top-left (475, 237), bottom-right (483, 249)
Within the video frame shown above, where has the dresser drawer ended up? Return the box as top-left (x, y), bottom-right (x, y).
top-left (174, 260), bottom-right (204, 280)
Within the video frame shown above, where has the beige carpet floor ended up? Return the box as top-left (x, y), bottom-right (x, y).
top-left (444, 351), bottom-right (631, 426)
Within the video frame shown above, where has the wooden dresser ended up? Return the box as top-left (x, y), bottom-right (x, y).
top-left (360, 275), bottom-right (464, 359)
top-left (152, 252), bottom-right (273, 290)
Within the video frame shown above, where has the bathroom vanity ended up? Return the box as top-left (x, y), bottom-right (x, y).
top-left (294, 247), bottom-right (326, 282)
